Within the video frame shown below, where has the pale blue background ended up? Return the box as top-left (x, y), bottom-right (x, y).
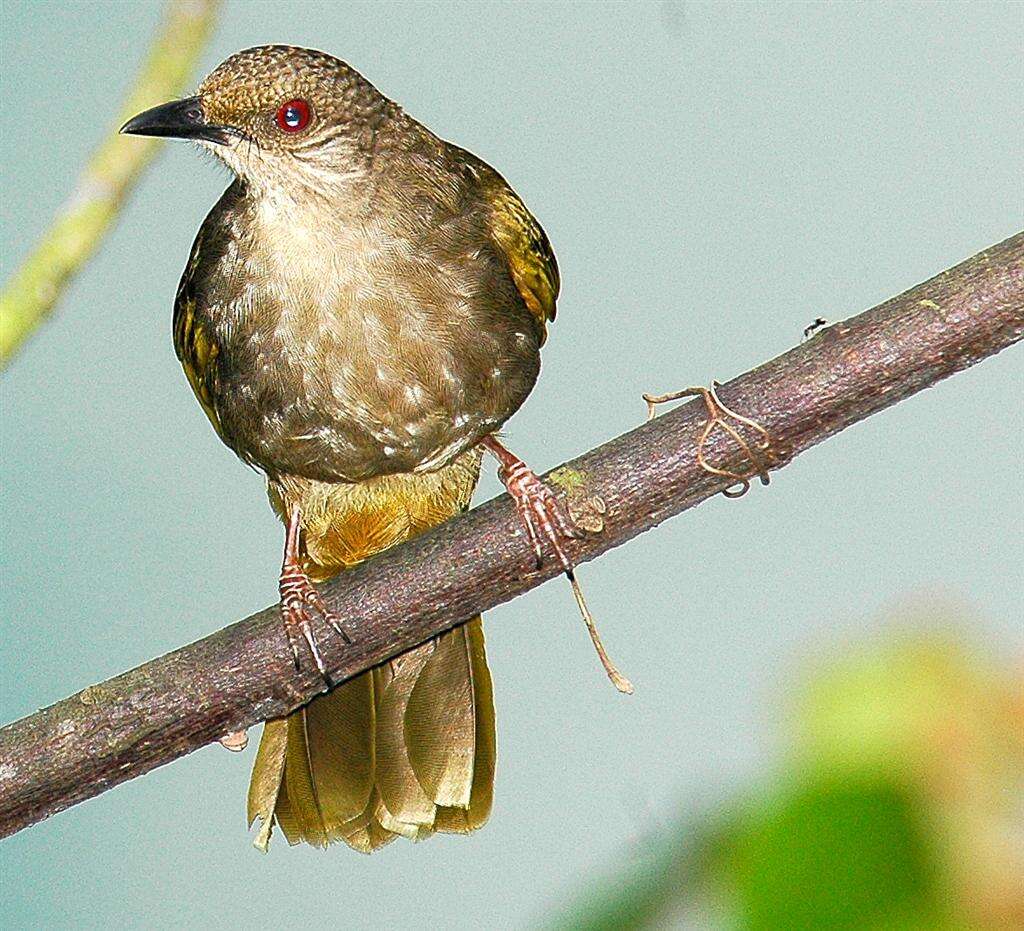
top-left (1, 2), bottom-right (1021, 928)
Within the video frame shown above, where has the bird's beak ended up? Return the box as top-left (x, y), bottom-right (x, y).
top-left (120, 96), bottom-right (234, 145)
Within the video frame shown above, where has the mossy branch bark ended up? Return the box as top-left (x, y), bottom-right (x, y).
top-left (0, 233), bottom-right (1021, 838)
top-left (0, 0), bottom-right (220, 368)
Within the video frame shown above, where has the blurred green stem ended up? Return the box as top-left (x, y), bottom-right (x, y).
top-left (0, 0), bottom-right (219, 368)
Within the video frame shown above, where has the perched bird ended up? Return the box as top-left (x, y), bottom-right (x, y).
top-left (122, 45), bottom-right (582, 852)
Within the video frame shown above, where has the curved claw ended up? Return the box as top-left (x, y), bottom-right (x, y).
top-left (280, 569), bottom-right (347, 683)
top-left (301, 584), bottom-right (352, 644)
top-left (485, 436), bottom-right (581, 574)
top-left (299, 621), bottom-right (327, 679)
top-left (278, 504), bottom-right (351, 683)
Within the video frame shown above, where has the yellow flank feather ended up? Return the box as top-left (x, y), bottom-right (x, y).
top-left (172, 224), bottom-right (226, 440)
top-left (173, 294), bottom-right (222, 439)
top-left (247, 448), bottom-right (496, 852)
top-left (488, 186), bottom-right (560, 340)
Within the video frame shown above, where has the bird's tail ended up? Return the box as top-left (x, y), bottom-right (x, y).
top-left (247, 451), bottom-right (494, 852)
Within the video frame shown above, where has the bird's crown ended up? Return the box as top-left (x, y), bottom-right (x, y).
top-left (198, 45), bottom-right (391, 151)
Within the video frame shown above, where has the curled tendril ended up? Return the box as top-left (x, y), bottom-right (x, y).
top-left (643, 382), bottom-right (773, 498)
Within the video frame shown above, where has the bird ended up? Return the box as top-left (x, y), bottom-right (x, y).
top-left (122, 45), bottom-right (585, 853)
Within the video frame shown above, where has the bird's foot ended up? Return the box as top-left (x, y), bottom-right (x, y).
top-left (279, 559), bottom-right (350, 682)
top-left (481, 435), bottom-right (581, 572)
top-left (482, 435), bottom-right (633, 694)
top-left (644, 381), bottom-right (772, 498)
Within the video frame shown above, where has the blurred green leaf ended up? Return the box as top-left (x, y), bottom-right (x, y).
top-left (548, 624), bottom-right (1020, 930)
top-left (721, 776), bottom-right (949, 930)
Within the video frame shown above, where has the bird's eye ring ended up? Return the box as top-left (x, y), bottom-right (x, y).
top-left (275, 99), bottom-right (311, 133)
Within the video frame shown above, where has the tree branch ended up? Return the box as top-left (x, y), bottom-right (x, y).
top-left (0, 0), bottom-right (220, 368)
top-left (1, 233), bottom-right (1021, 838)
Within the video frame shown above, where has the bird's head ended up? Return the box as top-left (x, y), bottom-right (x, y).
top-left (121, 45), bottom-right (392, 195)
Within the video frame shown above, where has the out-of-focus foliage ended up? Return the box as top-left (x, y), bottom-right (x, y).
top-left (0, 0), bottom-right (219, 368)
top-left (722, 776), bottom-right (945, 929)
top-left (552, 612), bottom-right (1024, 930)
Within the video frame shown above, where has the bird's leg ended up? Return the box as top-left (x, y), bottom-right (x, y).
top-left (644, 382), bottom-right (772, 498)
top-left (279, 504), bottom-right (350, 680)
top-left (481, 435), bottom-right (633, 694)
top-left (481, 435), bottom-right (581, 572)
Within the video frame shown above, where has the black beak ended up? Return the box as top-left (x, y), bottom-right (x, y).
top-left (120, 96), bottom-right (234, 145)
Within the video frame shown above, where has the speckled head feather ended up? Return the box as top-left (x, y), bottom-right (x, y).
top-left (196, 45), bottom-right (398, 187)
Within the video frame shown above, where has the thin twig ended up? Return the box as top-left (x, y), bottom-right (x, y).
top-left (0, 233), bottom-right (1021, 838)
top-left (569, 572), bottom-right (634, 694)
top-left (0, 0), bottom-right (220, 368)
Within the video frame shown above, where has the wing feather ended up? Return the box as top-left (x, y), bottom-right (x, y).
top-left (487, 185), bottom-right (560, 341)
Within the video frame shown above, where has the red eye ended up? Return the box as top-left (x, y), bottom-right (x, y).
top-left (275, 98), bottom-right (311, 133)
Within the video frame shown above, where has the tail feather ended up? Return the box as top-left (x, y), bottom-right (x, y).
top-left (465, 618), bottom-right (496, 830)
top-left (249, 618), bottom-right (494, 852)
top-left (405, 623), bottom-right (479, 809)
top-left (374, 649), bottom-right (438, 835)
top-left (432, 620), bottom-right (495, 834)
top-left (272, 776), bottom-right (302, 843)
top-left (335, 787), bottom-right (397, 853)
top-left (304, 672), bottom-right (375, 827)
top-left (250, 453), bottom-right (492, 852)
top-left (247, 717), bottom-right (288, 852)
top-left (283, 708), bottom-right (329, 845)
